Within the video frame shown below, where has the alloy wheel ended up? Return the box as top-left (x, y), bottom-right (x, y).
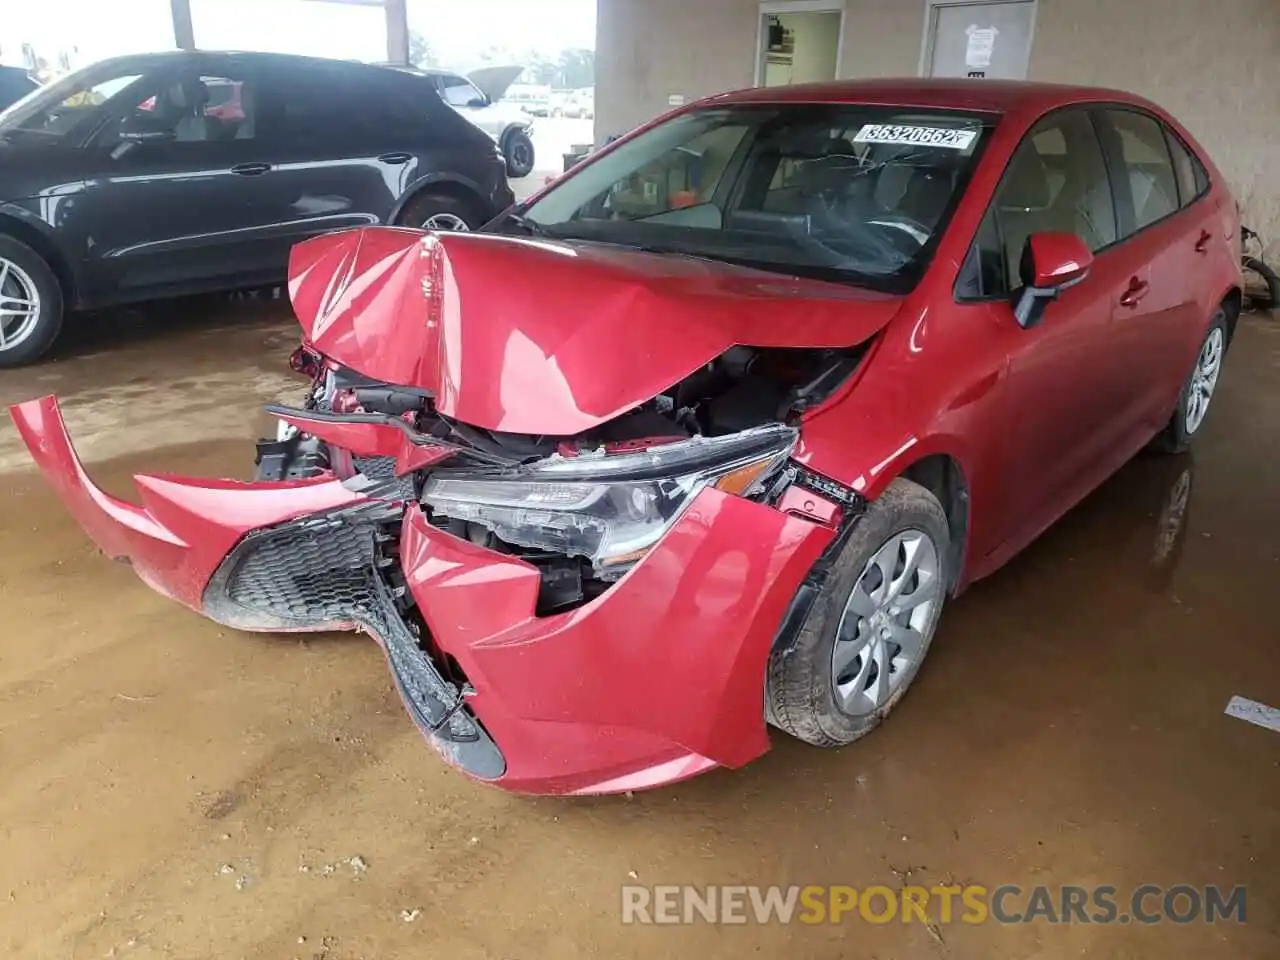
top-left (831, 529), bottom-right (943, 717)
top-left (0, 257), bottom-right (41, 353)
top-left (1185, 327), bottom-right (1224, 434)
top-left (423, 213), bottom-right (470, 232)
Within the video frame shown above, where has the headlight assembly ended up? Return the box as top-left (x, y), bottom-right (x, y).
top-left (421, 424), bottom-right (798, 579)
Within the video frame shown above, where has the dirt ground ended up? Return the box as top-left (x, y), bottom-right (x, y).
top-left (0, 301), bottom-right (1277, 959)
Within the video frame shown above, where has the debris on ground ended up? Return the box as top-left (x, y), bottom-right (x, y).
top-left (400, 908), bottom-right (421, 923)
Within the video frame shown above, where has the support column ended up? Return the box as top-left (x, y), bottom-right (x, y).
top-left (170, 0), bottom-right (196, 51)
top-left (385, 0), bottom-right (410, 64)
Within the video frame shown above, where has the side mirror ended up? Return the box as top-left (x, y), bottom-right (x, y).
top-left (1012, 231), bottom-right (1093, 329)
top-left (117, 113), bottom-right (175, 144)
top-left (465, 96), bottom-right (488, 109)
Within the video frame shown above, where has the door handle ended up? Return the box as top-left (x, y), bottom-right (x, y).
top-left (1194, 229), bottom-right (1212, 253)
top-left (1119, 277), bottom-right (1150, 308)
top-left (377, 152), bottom-right (412, 165)
top-left (231, 162), bottom-right (272, 177)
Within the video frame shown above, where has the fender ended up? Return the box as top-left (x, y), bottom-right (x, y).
top-left (0, 204), bottom-right (82, 305)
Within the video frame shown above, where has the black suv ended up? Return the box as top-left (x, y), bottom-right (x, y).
top-left (0, 51), bottom-right (514, 366)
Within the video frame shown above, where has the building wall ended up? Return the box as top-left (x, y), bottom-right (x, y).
top-left (596, 0), bottom-right (1280, 257)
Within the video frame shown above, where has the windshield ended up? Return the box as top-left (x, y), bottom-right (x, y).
top-left (0, 60), bottom-right (146, 141)
top-left (520, 104), bottom-right (993, 290)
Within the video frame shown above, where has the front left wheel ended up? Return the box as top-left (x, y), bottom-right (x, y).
top-left (767, 478), bottom-right (950, 748)
top-left (0, 235), bottom-right (64, 368)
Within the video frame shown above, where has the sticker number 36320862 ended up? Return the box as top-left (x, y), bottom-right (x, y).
top-left (853, 124), bottom-right (978, 150)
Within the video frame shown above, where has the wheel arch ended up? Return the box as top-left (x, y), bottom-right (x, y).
top-left (0, 208), bottom-right (79, 308)
top-left (1218, 284), bottom-right (1243, 343)
top-left (897, 452), bottom-right (972, 596)
top-left (389, 174), bottom-right (487, 226)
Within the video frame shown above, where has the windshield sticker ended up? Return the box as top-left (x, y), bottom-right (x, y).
top-left (853, 124), bottom-right (978, 150)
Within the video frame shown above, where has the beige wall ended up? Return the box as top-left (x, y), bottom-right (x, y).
top-left (596, 0), bottom-right (1280, 257)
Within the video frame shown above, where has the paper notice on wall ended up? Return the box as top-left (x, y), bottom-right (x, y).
top-left (667, 94), bottom-right (686, 106)
top-left (965, 25), bottom-right (999, 68)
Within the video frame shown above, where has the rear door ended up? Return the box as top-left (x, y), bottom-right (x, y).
top-left (246, 61), bottom-right (428, 265)
top-left (1094, 107), bottom-right (1207, 443)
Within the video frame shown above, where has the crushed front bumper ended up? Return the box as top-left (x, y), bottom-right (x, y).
top-left (12, 395), bottom-right (835, 796)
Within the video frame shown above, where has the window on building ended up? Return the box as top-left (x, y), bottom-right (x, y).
top-left (1106, 110), bottom-right (1180, 233)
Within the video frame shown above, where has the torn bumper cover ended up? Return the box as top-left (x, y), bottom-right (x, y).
top-left (11, 395), bottom-right (835, 795)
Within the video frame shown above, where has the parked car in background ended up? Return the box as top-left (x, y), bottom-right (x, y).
top-left (553, 87), bottom-right (594, 119)
top-left (505, 83), bottom-right (552, 118)
top-left (390, 65), bottom-right (536, 178)
top-left (0, 50), bottom-right (513, 366)
top-left (11, 79), bottom-right (1243, 795)
top-left (0, 65), bottom-right (39, 111)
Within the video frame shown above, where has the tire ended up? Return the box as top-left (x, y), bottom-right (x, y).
top-left (397, 192), bottom-right (481, 232)
top-left (1243, 256), bottom-right (1279, 311)
top-left (767, 478), bottom-right (951, 747)
top-left (501, 128), bottom-right (535, 179)
top-left (1149, 307), bottom-right (1229, 455)
top-left (0, 235), bottom-right (64, 368)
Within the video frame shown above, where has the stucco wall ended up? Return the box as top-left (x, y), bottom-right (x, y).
top-left (596, 0), bottom-right (1280, 257)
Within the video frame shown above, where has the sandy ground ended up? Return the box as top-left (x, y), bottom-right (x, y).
top-left (0, 301), bottom-right (1278, 959)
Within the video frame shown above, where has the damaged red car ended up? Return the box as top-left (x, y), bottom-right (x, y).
top-left (12, 80), bottom-right (1242, 795)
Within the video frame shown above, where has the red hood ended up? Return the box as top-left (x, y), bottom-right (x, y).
top-left (287, 227), bottom-right (902, 435)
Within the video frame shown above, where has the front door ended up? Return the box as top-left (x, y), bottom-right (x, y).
top-left (926, 1), bottom-right (1035, 80)
top-left (977, 108), bottom-right (1133, 556)
top-left (77, 58), bottom-right (277, 301)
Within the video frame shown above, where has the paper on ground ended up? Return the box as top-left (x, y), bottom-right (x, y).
top-left (1224, 695), bottom-right (1280, 734)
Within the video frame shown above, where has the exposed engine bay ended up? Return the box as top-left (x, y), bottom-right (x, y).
top-left (256, 342), bottom-right (865, 615)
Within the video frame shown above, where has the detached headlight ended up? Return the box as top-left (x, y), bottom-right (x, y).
top-left (421, 424), bottom-right (798, 580)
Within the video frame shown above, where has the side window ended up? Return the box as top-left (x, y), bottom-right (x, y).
top-left (99, 70), bottom-right (257, 144)
top-left (1164, 128), bottom-right (1208, 208)
top-left (266, 67), bottom-right (428, 144)
top-left (439, 75), bottom-right (483, 108)
top-left (1106, 110), bottom-right (1179, 233)
top-left (967, 109), bottom-right (1115, 297)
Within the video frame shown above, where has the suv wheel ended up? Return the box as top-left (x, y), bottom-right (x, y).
top-left (398, 193), bottom-right (479, 232)
top-left (502, 128), bottom-right (536, 179)
top-left (0, 235), bottom-right (63, 368)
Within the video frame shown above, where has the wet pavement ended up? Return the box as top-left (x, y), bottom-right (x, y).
top-left (0, 302), bottom-right (1277, 959)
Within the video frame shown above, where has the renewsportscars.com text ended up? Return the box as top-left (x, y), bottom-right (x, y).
top-left (621, 884), bottom-right (1246, 926)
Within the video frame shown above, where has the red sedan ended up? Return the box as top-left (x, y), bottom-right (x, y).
top-left (12, 80), bottom-right (1241, 795)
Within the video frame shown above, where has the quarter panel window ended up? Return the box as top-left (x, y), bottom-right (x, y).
top-left (1107, 110), bottom-right (1180, 232)
top-left (1164, 128), bottom-right (1208, 208)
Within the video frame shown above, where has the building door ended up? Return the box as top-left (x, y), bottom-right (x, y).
top-left (756, 2), bottom-right (844, 88)
top-left (925, 1), bottom-right (1035, 80)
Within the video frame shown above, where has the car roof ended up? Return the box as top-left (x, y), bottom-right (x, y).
top-left (706, 77), bottom-right (1155, 117)
top-left (80, 50), bottom-right (400, 75)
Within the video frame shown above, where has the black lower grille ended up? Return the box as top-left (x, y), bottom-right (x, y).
top-left (201, 501), bottom-right (504, 778)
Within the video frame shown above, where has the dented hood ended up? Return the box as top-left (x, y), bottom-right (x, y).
top-left (287, 227), bottom-right (903, 435)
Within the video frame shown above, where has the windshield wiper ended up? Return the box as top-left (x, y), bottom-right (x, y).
top-left (499, 210), bottom-right (556, 238)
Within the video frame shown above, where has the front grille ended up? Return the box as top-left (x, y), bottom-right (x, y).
top-left (220, 508), bottom-right (380, 626)
top-left (201, 502), bottom-right (505, 776)
top-left (352, 456), bottom-right (415, 499)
